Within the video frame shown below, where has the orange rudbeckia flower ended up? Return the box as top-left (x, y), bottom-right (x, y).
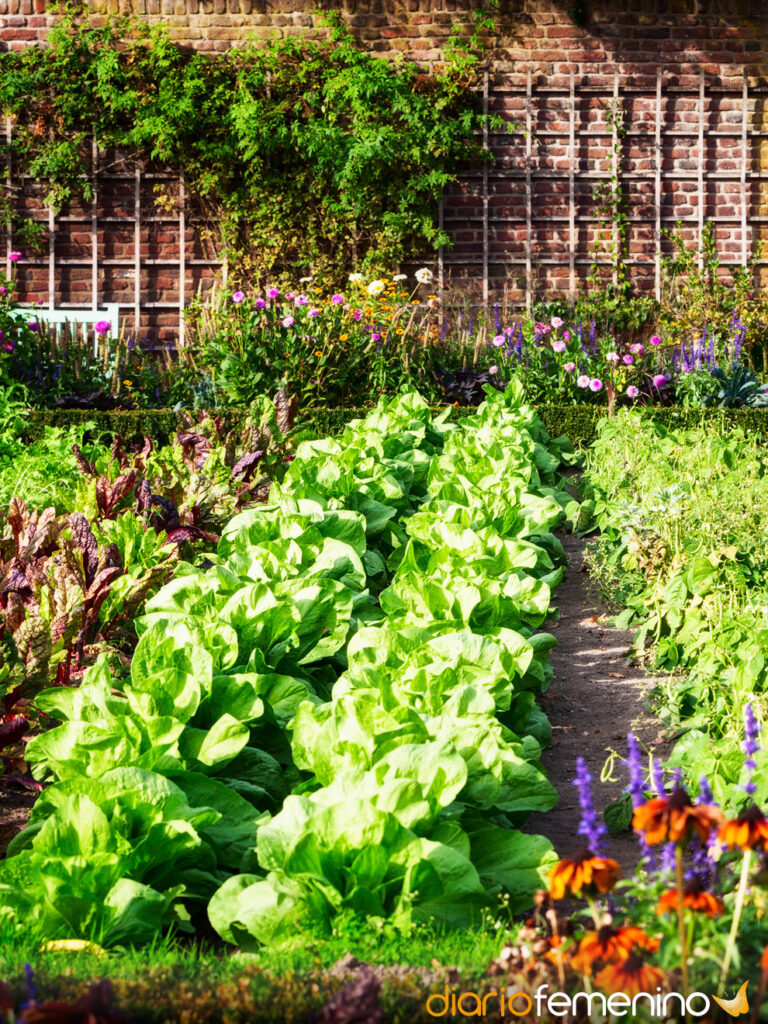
top-left (571, 925), bottom-right (658, 976)
top-left (632, 787), bottom-right (723, 845)
top-left (548, 849), bottom-right (621, 900)
top-left (656, 878), bottom-right (724, 918)
top-left (596, 953), bottom-right (666, 998)
top-left (719, 803), bottom-right (768, 851)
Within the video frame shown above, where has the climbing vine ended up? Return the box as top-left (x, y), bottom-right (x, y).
top-left (0, 5), bottom-right (502, 281)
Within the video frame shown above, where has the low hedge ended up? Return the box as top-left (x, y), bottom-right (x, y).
top-left (19, 403), bottom-right (768, 449)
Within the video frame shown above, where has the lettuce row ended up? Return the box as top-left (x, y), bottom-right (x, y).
top-left (0, 385), bottom-right (575, 946)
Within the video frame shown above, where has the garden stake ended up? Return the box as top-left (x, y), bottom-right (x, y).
top-left (719, 849), bottom-right (751, 994)
top-left (675, 846), bottom-right (691, 1024)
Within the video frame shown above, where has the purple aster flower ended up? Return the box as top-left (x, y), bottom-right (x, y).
top-left (308, 307), bottom-right (320, 318)
top-left (268, 287), bottom-right (279, 299)
top-left (254, 298), bottom-right (266, 309)
top-left (281, 315), bottom-right (295, 328)
top-left (27, 320), bottom-right (37, 332)
top-left (573, 756), bottom-right (607, 853)
top-left (742, 703), bottom-right (761, 799)
top-left (652, 373), bottom-right (667, 388)
top-left (371, 332), bottom-right (381, 342)
top-left (0, 285), bottom-right (7, 295)
top-left (331, 293), bottom-right (344, 305)
top-left (295, 293), bottom-right (309, 306)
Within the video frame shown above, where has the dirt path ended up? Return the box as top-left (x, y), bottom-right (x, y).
top-left (526, 531), bottom-right (670, 877)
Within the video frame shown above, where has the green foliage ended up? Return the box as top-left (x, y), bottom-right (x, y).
top-left (0, 11), bottom-right (498, 280)
top-left (0, 387), bottom-right (574, 948)
top-left (580, 411), bottom-right (768, 802)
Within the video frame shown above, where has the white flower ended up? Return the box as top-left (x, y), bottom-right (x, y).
top-left (415, 267), bottom-right (433, 284)
top-left (392, 274), bottom-right (407, 281)
top-left (299, 276), bottom-right (313, 283)
top-left (348, 273), bottom-right (364, 283)
top-left (366, 280), bottom-right (386, 296)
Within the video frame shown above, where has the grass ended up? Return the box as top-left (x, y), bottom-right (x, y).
top-left (0, 917), bottom-right (510, 1021)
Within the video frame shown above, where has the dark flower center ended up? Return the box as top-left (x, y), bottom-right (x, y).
top-left (597, 924), bottom-right (617, 943)
top-left (623, 953), bottom-right (644, 973)
top-left (740, 803), bottom-right (767, 824)
top-left (667, 787), bottom-right (693, 812)
top-left (572, 847), bottom-right (597, 865)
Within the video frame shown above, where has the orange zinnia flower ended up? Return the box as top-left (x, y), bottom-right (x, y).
top-left (548, 848), bottom-right (621, 899)
top-left (596, 952), bottom-right (666, 998)
top-left (718, 803), bottom-right (768, 851)
top-left (657, 878), bottom-right (724, 918)
top-left (571, 925), bottom-right (658, 976)
top-left (632, 787), bottom-right (723, 845)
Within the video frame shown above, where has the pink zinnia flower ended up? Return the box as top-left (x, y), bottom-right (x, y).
top-left (285, 291), bottom-right (295, 301)
top-left (577, 374), bottom-right (591, 388)
top-left (564, 362), bottom-right (576, 372)
top-left (331, 294), bottom-right (344, 305)
top-left (351, 309), bottom-right (362, 320)
top-left (27, 320), bottom-right (38, 332)
top-left (254, 299), bottom-right (266, 309)
top-left (652, 373), bottom-right (667, 387)
top-left (268, 288), bottom-right (280, 299)
top-left (630, 343), bottom-right (644, 355)
top-left (295, 294), bottom-right (309, 306)
top-left (563, 330), bottom-right (571, 341)
top-left (552, 339), bottom-right (567, 354)
top-left (8, 251), bottom-right (22, 262)
top-left (0, 286), bottom-right (7, 295)
top-left (650, 335), bottom-right (662, 347)
top-left (492, 334), bottom-right (505, 347)
top-left (308, 307), bottom-right (320, 318)
top-left (623, 354), bottom-right (634, 365)
top-left (551, 316), bottom-right (564, 329)
top-left (606, 352), bottom-right (620, 364)
top-left (489, 364), bottom-right (499, 374)
top-left (282, 315), bottom-right (295, 328)
top-left (94, 320), bottom-right (111, 335)
top-left (232, 291), bottom-right (246, 304)
top-left (589, 378), bottom-right (603, 392)
top-left (626, 385), bottom-right (640, 398)
top-left (371, 332), bottom-right (381, 342)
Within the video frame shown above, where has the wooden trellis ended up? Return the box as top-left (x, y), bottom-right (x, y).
top-left (4, 68), bottom-right (768, 338)
top-left (435, 67), bottom-right (768, 303)
top-left (2, 136), bottom-right (222, 343)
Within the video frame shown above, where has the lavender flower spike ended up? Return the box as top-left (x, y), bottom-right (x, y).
top-left (626, 733), bottom-right (647, 808)
top-left (651, 756), bottom-right (666, 796)
top-left (573, 756), bottom-right (607, 853)
top-left (742, 703), bottom-right (761, 799)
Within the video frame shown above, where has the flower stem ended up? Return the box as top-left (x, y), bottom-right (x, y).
top-left (720, 849), bottom-right (752, 994)
top-left (675, 847), bottom-right (691, 1024)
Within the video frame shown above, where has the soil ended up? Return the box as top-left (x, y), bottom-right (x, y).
top-left (525, 530), bottom-right (671, 877)
top-left (0, 784), bottom-right (37, 858)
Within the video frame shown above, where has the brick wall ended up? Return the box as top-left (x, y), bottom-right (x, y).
top-left (2, 0), bottom-right (768, 339)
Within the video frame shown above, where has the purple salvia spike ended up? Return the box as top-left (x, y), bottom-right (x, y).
top-left (573, 757), bottom-right (608, 854)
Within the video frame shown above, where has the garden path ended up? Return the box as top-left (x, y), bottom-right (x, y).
top-left (525, 531), bottom-right (671, 876)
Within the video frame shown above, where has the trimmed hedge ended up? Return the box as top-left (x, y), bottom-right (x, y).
top-left (19, 403), bottom-right (768, 449)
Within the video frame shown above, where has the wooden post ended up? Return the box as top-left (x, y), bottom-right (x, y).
top-left (612, 71), bottom-right (619, 288)
top-left (438, 195), bottom-right (444, 299)
top-left (698, 68), bottom-right (705, 270)
top-left (5, 117), bottom-right (11, 279)
top-left (91, 137), bottom-right (98, 356)
top-left (48, 202), bottom-right (55, 311)
top-left (134, 164), bottom-right (141, 335)
top-left (569, 70), bottom-right (576, 297)
top-left (179, 173), bottom-right (186, 347)
top-left (741, 68), bottom-right (749, 270)
top-left (482, 69), bottom-right (489, 303)
top-left (655, 68), bottom-right (662, 301)
top-left (525, 69), bottom-right (532, 310)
